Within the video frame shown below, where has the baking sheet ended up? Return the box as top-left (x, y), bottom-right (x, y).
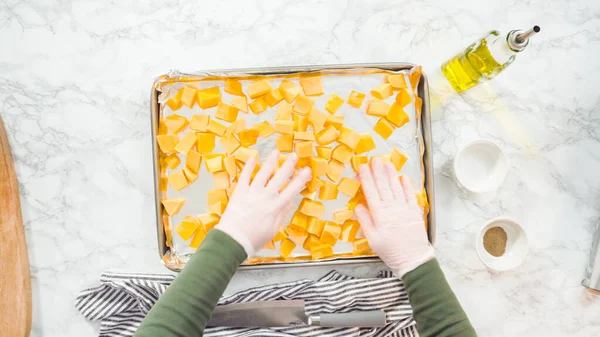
top-left (151, 63), bottom-right (435, 271)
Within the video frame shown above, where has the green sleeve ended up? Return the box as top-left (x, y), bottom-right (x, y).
top-left (134, 229), bottom-right (246, 337)
top-left (403, 259), bottom-right (477, 337)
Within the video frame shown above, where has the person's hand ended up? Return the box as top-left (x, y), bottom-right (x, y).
top-left (215, 150), bottom-right (311, 258)
top-left (354, 158), bottom-right (434, 278)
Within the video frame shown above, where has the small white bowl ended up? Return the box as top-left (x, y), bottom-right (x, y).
top-left (476, 218), bottom-right (529, 272)
top-left (454, 140), bottom-right (509, 194)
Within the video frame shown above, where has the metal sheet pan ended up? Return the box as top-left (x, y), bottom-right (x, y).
top-left (150, 63), bottom-right (435, 271)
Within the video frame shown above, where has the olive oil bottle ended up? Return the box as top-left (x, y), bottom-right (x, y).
top-left (442, 26), bottom-right (540, 92)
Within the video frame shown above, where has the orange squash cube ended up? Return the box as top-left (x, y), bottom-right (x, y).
top-left (302, 234), bottom-right (321, 251)
top-left (386, 74), bottom-right (408, 89)
top-left (416, 188), bottom-right (429, 209)
top-left (316, 146), bottom-right (332, 160)
top-left (347, 192), bottom-right (365, 210)
top-left (232, 117), bottom-right (247, 134)
top-left (168, 170), bottom-right (188, 191)
top-left (292, 114), bottom-right (309, 132)
top-left (183, 167), bottom-right (199, 183)
top-left (249, 97), bottom-right (268, 114)
top-left (207, 189), bottom-right (228, 206)
top-left (351, 155), bottom-right (368, 172)
top-left (230, 96), bottom-right (248, 113)
top-left (390, 148), bottom-right (408, 171)
top-left (373, 118), bottom-right (395, 139)
top-left (215, 102), bottom-right (239, 123)
top-left (386, 102), bottom-right (410, 128)
top-left (316, 126), bottom-right (339, 145)
top-left (205, 156), bottom-right (224, 173)
top-left (161, 198), bottom-right (185, 216)
top-left (340, 220), bottom-right (360, 242)
top-left (209, 201), bottom-right (228, 215)
top-left (310, 244), bottom-right (333, 260)
top-left (186, 150), bottom-right (202, 172)
top-left (299, 75), bottom-right (324, 96)
top-left (264, 88), bottom-right (284, 107)
top-left (333, 209), bottom-right (354, 222)
top-left (353, 238), bottom-right (371, 252)
top-left (234, 147), bottom-right (259, 163)
top-left (197, 86), bottom-right (221, 109)
top-left (275, 120), bottom-right (294, 134)
top-left (320, 221), bottom-right (342, 245)
top-left (291, 211), bottom-right (309, 229)
top-left (157, 134), bottom-right (179, 154)
top-left (331, 145), bottom-right (352, 164)
top-left (347, 90), bottom-right (366, 108)
top-left (164, 114), bottom-right (189, 133)
top-left (294, 141), bottom-right (313, 158)
top-left (166, 89), bottom-right (183, 111)
top-left (355, 133), bottom-right (376, 155)
top-left (338, 177), bottom-right (361, 198)
top-left (280, 238), bottom-right (296, 258)
top-left (224, 79), bottom-right (244, 96)
top-left (292, 95), bottom-right (314, 116)
top-left (207, 120), bottom-right (226, 136)
top-left (294, 131), bottom-right (314, 141)
top-left (248, 79), bottom-right (272, 99)
top-left (189, 227), bottom-right (206, 249)
top-left (219, 135), bottom-right (240, 154)
top-left (238, 128), bottom-right (259, 147)
top-left (325, 93), bottom-right (344, 114)
top-left (306, 217), bottom-right (325, 236)
top-left (213, 171), bottom-right (230, 189)
top-left (310, 157), bottom-right (328, 176)
top-left (366, 100), bottom-right (391, 117)
top-left (158, 120), bottom-right (169, 135)
top-left (223, 156), bottom-right (237, 177)
top-left (326, 159), bottom-right (344, 182)
top-left (198, 213), bottom-right (220, 231)
top-left (276, 134), bottom-right (294, 153)
top-left (262, 240), bottom-right (276, 250)
top-left (396, 89), bottom-right (412, 107)
top-left (287, 224), bottom-right (307, 237)
top-left (324, 115), bottom-right (344, 130)
top-left (296, 157), bottom-right (311, 169)
top-left (189, 114), bottom-right (210, 131)
top-left (371, 83), bottom-right (393, 100)
top-left (299, 198), bottom-right (325, 218)
top-left (255, 121), bottom-right (275, 138)
top-left (276, 101), bottom-right (293, 120)
top-left (306, 177), bottom-right (324, 193)
top-left (196, 133), bottom-right (216, 153)
top-left (273, 227), bottom-right (288, 242)
top-left (181, 86), bottom-right (198, 108)
top-left (174, 132), bottom-right (197, 154)
top-left (319, 181), bottom-right (339, 200)
top-left (337, 128), bottom-right (360, 151)
top-left (308, 108), bottom-right (328, 130)
top-left (279, 80), bottom-right (303, 103)
top-left (175, 216), bottom-right (201, 241)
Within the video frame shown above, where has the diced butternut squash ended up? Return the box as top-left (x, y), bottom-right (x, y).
top-left (183, 167), bottom-right (199, 183)
top-left (340, 220), bottom-right (360, 242)
top-left (264, 88), bottom-right (284, 107)
top-left (186, 150), bottom-right (202, 172)
top-left (227, 182), bottom-right (237, 197)
top-left (324, 115), bottom-right (344, 130)
top-left (353, 238), bottom-right (370, 252)
top-left (390, 148), bottom-right (408, 171)
top-left (231, 96), bottom-right (248, 113)
top-left (319, 181), bottom-right (339, 200)
top-left (196, 133), bottom-right (216, 153)
top-left (286, 225), bottom-right (306, 237)
top-left (207, 189), bottom-right (228, 206)
top-left (351, 155), bottom-right (368, 172)
top-left (306, 177), bottom-right (323, 193)
top-left (347, 90), bottom-right (366, 108)
top-left (175, 216), bottom-right (201, 241)
top-left (215, 102), bottom-right (239, 123)
top-left (189, 114), bottom-right (210, 131)
top-left (299, 75), bottom-right (324, 96)
top-left (373, 118), bottom-right (395, 139)
top-left (326, 159), bottom-right (344, 182)
top-left (292, 114), bottom-right (309, 132)
top-left (316, 146), bottom-right (332, 160)
top-left (291, 211), bottom-right (309, 229)
top-left (213, 171), bottom-right (230, 189)
top-left (338, 177), bottom-right (361, 198)
top-left (234, 147), bottom-right (259, 163)
top-left (280, 238), bottom-right (296, 258)
top-left (320, 221), bottom-right (342, 245)
top-left (386, 102), bottom-right (410, 127)
top-left (174, 132), bottom-right (197, 153)
top-left (168, 170), bottom-right (188, 191)
top-left (294, 141), bottom-right (313, 158)
top-left (275, 120), bottom-right (294, 134)
top-left (396, 89), bottom-right (412, 107)
top-left (299, 198), bottom-right (325, 218)
top-left (273, 227), bottom-right (288, 242)
top-left (331, 145), bottom-right (352, 164)
top-left (209, 201), bottom-right (227, 215)
top-left (162, 198), bottom-right (185, 216)
top-left (325, 93), bottom-right (344, 114)
top-left (308, 108), bottom-right (327, 130)
top-left (224, 79), bottom-right (244, 96)
top-left (249, 97), bottom-right (268, 114)
top-left (302, 233), bottom-right (321, 251)
top-left (166, 89), bottom-right (183, 111)
top-left (197, 86), bottom-right (221, 109)
top-left (158, 120), bottom-right (169, 135)
top-left (316, 126), bottom-right (339, 145)
top-left (296, 157), bottom-right (311, 169)
top-left (238, 128), bottom-right (259, 147)
top-left (207, 120), bottom-right (226, 136)
top-left (181, 86), bottom-right (198, 108)
top-left (307, 217), bottom-right (325, 236)
top-left (262, 240), bottom-right (276, 250)
top-left (311, 244), bottom-right (333, 260)
top-left (371, 83), bottom-right (393, 100)
top-left (248, 79), bottom-right (272, 99)
top-left (294, 131), bottom-right (314, 141)
top-left (333, 209), bottom-right (354, 222)
top-left (337, 128), bottom-right (360, 151)
top-left (205, 156), bottom-right (224, 173)
top-left (276, 101), bottom-right (292, 120)
top-left (164, 154), bottom-right (181, 169)
top-left (366, 100), bottom-right (391, 117)
top-left (416, 188), bottom-right (429, 209)
top-left (198, 213), bottom-right (220, 231)
top-left (189, 227), bottom-right (206, 249)
top-left (292, 95), bottom-right (314, 116)
top-left (310, 157), bottom-right (328, 177)
top-left (276, 134), bottom-right (294, 152)
top-left (165, 114), bottom-right (189, 133)
top-left (347, 192), bottom-right (365, 210)
top-left (355, 133), bottom-right (376, 155)
top-left (386, 74), bottom-right (407, 89)
top-left (223, 156), bottom-right (237, 177)
top-left (219, 135), bottom-right (240, 154)
top-left (255, 121), bottom-right (275, 138)
top-left (233, 117), bottom-right (247, 134)
top-left (279, 80), bottom-right (302, 103)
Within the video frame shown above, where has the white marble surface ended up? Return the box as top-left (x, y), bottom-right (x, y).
top-left (1, 0), bottom-right (600, 336)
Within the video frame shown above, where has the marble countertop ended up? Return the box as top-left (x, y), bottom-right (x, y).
top-left (2, 0), bottom-right (600, 336)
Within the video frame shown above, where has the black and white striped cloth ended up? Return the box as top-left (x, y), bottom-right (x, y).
top-left (75, 270), bottom-right (418, 337)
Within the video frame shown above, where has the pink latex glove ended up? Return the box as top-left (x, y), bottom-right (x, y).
top-left (216, 151), bottom-right (311, 258)
top-left (354, 158), bottom-right (435, 279)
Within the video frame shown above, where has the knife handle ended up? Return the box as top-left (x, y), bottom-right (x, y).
top-left (310, 310), bottom-right (387, 327)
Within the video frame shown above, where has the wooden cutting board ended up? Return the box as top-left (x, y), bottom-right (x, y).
top-left (0, 115), bottom-right (32, 337)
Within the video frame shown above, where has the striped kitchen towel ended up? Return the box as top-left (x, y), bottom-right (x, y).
top-left (75, 270), bottom-right (418, 337)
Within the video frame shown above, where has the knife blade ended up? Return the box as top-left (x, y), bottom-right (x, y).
top-left (207, 300), bottom-right (386, 328)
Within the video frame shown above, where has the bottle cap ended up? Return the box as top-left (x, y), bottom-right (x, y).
top-left (507, 25), bottom-right (541, 52)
